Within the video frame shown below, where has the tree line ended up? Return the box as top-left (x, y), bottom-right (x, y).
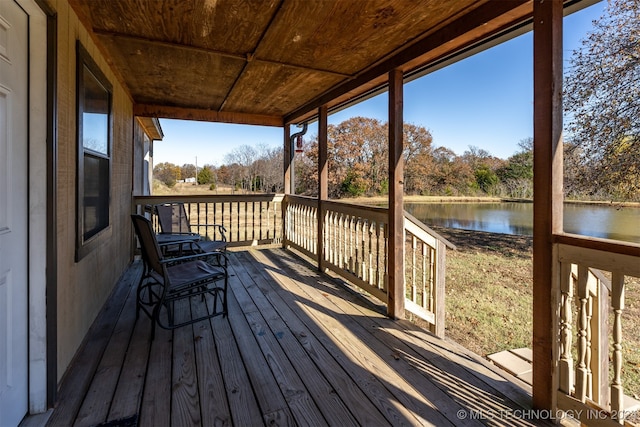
top-left (293, 117), bottom-right (537, 199)
top-left (154, 144), bottom-right (283, 193)
top-left (154, 109), bottom-right (636, 202)
top-left (152, 116), bottom-right (536, 200)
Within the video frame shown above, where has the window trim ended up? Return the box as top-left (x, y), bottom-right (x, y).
top-left (75, 42), bottom-right (113, 261)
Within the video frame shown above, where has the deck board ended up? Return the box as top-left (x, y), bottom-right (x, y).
top-left (192, 296), bottom-right (232, 427)
top-left (234, 251), bottom-right (389, 426)
top-left (47, 247), bottom-right (550, 427)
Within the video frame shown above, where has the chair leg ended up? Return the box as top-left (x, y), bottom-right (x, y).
top-left (150, 308), bottom-right (157, 341)
top-left (223, 276), bottom-right (228, 317)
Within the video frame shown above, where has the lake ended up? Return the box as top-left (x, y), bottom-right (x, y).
top-left (404, 202), bottom-right (640, 244)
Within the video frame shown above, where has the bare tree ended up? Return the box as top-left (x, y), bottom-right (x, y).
top-left (564, 0), bottom-right (640, 200)
top-left (225, 145), bottom-right (258, 192)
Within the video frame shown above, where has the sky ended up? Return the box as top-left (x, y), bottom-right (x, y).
top-left (154, 1), bottom-right (606, 167)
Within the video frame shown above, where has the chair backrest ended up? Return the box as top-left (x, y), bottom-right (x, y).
top-left (155, 203), bottom-right (192, 234)
top-left (131, 214), bottom-right (164, 274)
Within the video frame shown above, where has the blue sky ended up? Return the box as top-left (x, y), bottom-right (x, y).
top-left (154, 1), bottom-right (605, 167)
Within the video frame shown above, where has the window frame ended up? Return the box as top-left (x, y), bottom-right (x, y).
top-left (75, 42), bottom-right (113, 261)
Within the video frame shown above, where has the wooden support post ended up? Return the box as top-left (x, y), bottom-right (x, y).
top-left (283, 123), bottom-right (291, 249)
top-left (388, 68), bottom-right (404, 319)
top-left (533, 0), bottom-right (564, 411)
top-left (283, 123), bottom-right (292, 194)
top-left (318, 105), bottom-right (328, 271)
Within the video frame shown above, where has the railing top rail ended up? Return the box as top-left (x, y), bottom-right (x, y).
top-left (554, 233), bottom-right (640, 258)
top-left (321, 199), bottom-right (388, 217)
top-left (557, 241), bottom-right (640, 278)
top-left (285, 195), bottom-right (317, 203)
top-left (133, 194), bottom-right (284, 204)
top-left (285, 195), bottom-right (319, 208)
top-left (404, 211), bottom-right (456, 250)
top-left (285, 196), bottom-right (389, 223)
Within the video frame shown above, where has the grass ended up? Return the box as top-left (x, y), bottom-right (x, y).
top-left (153, 180), bottom-right (239, 195)
top-left (445, 249), bottom-right (533, 355)
top-left (434, 226), bottom-right (640, 401)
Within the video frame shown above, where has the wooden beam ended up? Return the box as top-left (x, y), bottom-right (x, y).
top-left (133, 104), bottom-right (283, 127)
top-left (387, 68), bottom-right (404, 319)
top-left (532, 0), bottom-right (564, 412)
top-left (94, 30), bottom-right (352, 79)
top-left (318, 105), bottom-right (328, 272)
top-left (284, 0), bottom-right (529, 124)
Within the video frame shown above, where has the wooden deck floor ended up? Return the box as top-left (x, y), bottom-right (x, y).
top-left (46, 247), bottom-right (550, 427)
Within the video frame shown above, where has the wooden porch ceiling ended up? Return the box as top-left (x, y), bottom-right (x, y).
top-left (68, 0), bottom-right (536, 127)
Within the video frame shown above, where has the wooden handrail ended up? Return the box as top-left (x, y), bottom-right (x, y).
top-left (554, 232), bottom-right (640, 258)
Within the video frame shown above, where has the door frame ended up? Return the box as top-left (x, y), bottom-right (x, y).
top-left (15, 0), bottom-right (51, 413)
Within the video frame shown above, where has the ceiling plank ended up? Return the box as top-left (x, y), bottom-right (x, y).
top-left (133, 104), bottom-right (283, 127)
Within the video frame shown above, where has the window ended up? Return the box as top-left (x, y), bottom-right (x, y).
top-left (76, 42), bottom-right (112, 260)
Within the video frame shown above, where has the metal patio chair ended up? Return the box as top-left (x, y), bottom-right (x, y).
top-left (131, 214), bottom-right (228, 338)
top-left (155, 202), bottom-right (227, 256)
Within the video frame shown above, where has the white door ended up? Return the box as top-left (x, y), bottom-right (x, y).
top-left (0, 1), bottom-right (29, 425)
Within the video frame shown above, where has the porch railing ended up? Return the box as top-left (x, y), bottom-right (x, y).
top-left (133, 194), bottom-right (448, 336)
top-left (403, 212), bottom-right (450, 337)
top-left (133, 194), bottom-right (284, 247)
top-left (554, 234), bottom-right (640, 425)
top-left (283, 195), bottom-right (449, 336)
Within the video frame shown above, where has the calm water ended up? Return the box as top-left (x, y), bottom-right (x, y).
top-left (404, 202), bottom-right (640, 244)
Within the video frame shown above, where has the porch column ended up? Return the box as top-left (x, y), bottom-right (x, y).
top-left (318, 105), bottom-right (328, 271)
top-left (388, 68), bottom-right (404, 319)
top-left (284, 123), bottom-right (292, 194)
top-left (283, 123), bottom-right (292, 249)
top-left (532, 0), bottom-right (564, 411)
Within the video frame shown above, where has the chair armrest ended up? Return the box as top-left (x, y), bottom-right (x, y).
top-left (191, 223), bottom-right (227, 242)
top-left (157, 238), bottom-right (198, 247)
top-left (161, 250), bottom-right (227, 266)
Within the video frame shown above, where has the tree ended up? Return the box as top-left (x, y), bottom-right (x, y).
top-left (225, 145), bottom-right (258, 192)
top-left (461, 146), bottom-right (504, 195)
top-left (257, 145), bottom-right (284, 193)
top-left (563, 0), bottom-right (640, 200)
top-left (474, 166), bottom-right (498, 194)
top-left (181, 164), bottom-right (196, 181)
top-left (428, 147), bottom-right (474, 195)
top-left (496, 138), bottom-right (534, 198)
top-left (403, 123), bottom-right (434, 194)
top-left (197, 166), bottom-right (215, 185)
top-left (153, 162), bottom-right (180, 187)
top-left (328, 117), bottom-right (388, 197)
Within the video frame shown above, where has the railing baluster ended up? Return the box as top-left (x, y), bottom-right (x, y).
top-left (383, 223), bottom-right (388, 293)
top-left (348, 219), bottom-right (356, 272)
top-left (235, 201), bottom-right (240, 242)
top-left (576, 264), bottom-right (589, 401)
top-left (411, 235), bottom-right (417, 303)
top-left (367, 222), bottom-right (375, 286)
top-left (611, 272), bottom-right (625, 423)
top-left (375, 223), bottom-right (381, 290)
top-left (559, 261), bottom-right (574, 395)
top-left (428, 246), bottom-right (435, 312)
top-left (422, 242), bottom-right (427, 309)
